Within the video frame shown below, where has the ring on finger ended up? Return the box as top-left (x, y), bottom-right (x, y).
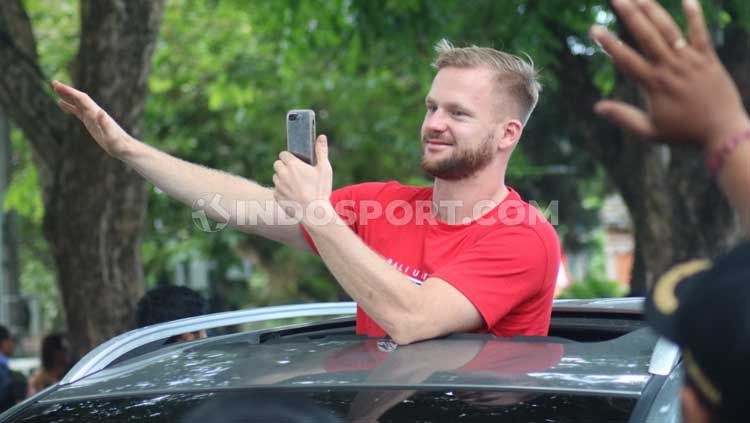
top-left (672, 38), bottom-right (687, 50)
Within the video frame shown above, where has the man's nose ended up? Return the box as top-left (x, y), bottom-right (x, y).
top-left (424, 110), bottom-right (448, 133)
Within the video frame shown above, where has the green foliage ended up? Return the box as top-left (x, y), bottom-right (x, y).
top-left (9, 0), bottom-right (748, 325)
top-left (5, 0), bottom-right (78, 333)
top-left (558, 275), bottom-right (626, 299)
top-left (141, 0), bottom-right (438, 307)
top-left (145, 0), bottom-right (616, 308)
top-left (19, 244), bottom-right (63, 330)
top-left (3, 129), bottom-right (43, 222)
top-left (584, 229), bottom-right (609, 279)
top-left (4, 129), bottom-right (61, 332)
top-left (22, 0), bottom-right (79, 81)
top-left (558, 228), bottom-right (625, 299)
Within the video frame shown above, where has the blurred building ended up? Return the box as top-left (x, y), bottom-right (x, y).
top-left (600, 195), bottom-right (634, 287)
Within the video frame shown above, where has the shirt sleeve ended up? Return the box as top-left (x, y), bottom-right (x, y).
top-left (429, 226), bottom-right (551, 330)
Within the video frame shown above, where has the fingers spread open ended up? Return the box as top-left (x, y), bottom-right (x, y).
top-left (590, 25), bottom-right (652, 83)
top-left (636, 0), bottom-right (686, 54)
top-left (683, 0), bottom-right (711, 53)
top-left (611, 0), bottom-right (671, 60)
top-left (594, 100), bottom-right (656, 138)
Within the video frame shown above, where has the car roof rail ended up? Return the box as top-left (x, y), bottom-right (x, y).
top-left (551, 297), bottom-right (644, 315)
top-left (62, 302), bottom-right (357, 384)
top-left (648, 336), bottom-right (681, 376)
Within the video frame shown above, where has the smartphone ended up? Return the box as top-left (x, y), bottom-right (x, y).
top-left (286, 109), bottom-right (316, 166)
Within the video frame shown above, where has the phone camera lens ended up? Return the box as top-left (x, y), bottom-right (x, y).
top-left (288, 114), bottom-right (298, 121)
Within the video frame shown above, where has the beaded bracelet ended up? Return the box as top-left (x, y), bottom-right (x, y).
top-left (705, 129), bottom-right (750, 176)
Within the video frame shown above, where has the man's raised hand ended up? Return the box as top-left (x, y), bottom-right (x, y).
top-left (52, 80), bottom-right (134, 158)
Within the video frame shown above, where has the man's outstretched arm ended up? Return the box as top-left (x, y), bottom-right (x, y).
top-left (53, 81), bottom-right (310, 250)
top-left (590, 0), bottom-right (750, 233)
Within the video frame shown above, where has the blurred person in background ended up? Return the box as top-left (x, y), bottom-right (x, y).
top-left (27, 333), bottom-right (72, 396)
top-left (135, 285), bottom-right (208, 343)
top-left (0, 325), bottom-right (26, 411)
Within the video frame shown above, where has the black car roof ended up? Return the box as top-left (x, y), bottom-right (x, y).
top-left (44, 329), bottom-right (658, 403)
top-left (38, 298), bottom-right (665, 404)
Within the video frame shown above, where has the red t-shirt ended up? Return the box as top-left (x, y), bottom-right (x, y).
top-left (302, 181), bottom-right (560, 337)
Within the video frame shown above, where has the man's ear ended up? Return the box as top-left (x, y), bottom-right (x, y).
top-left (497, 119), bottom-right (523, 150)
top-left (681, 385), bottom-right (713, 423)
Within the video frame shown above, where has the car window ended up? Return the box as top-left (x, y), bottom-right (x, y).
top-left (10, 389), bottom-right (636, 422)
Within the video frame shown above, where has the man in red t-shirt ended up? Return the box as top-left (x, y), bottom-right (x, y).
top-left (54, 40), bottom-right (559, 345)
top-left (301, 181), bottom-right (559, 338)
top-left (292, 42), bottom-right (560, 342)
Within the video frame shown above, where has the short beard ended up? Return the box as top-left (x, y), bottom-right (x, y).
top-left (421, 134), bottom-right (496, 180)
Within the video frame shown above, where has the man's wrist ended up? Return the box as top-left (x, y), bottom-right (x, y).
top-left (301, 200), bottom-right (341, 233)
top-left (115, 135), bottom-right (139, 162)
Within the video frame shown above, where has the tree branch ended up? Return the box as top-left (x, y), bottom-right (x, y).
top-left (0, 0), bottom-right (37, 61)
top-left (0, 0), bottom-right (65, 170)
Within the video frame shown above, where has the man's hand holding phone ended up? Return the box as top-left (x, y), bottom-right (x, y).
top-left (273, 134), bottom-right (333, 223)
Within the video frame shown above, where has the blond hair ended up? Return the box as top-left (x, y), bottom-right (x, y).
top-left (433, 39), bottom-right (541, 124)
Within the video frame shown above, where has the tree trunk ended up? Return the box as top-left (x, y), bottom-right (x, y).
top-left (0, 0), bottom-right (165, 357)
top-left (549, 23), bottom-right (746, 295)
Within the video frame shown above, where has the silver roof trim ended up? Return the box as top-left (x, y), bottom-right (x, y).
top-left (62, 302), bottom-right (357, 384)
top-left (39, 384), bottom-right (642, 405)
top-left (551, 297), bottom-right (644, 315)
top-left (62, 298), bottom-right (645, 386)
top-left (648, 336), bottom-right (681, 376)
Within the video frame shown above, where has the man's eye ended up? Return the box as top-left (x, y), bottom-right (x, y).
top-left (451, 110), bottom-right (466, 117)
top-left (426, 104), bottom-right (437, 112)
